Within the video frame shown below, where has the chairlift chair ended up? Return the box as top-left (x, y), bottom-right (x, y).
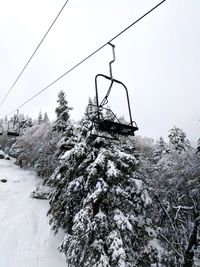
top-left (7, 118), bottom-right (29, 137)
top-left (7, 123), bottom-right (20, 137)
top-left (89, 43), bottom-right (138, 137)
top-left (7, 111), bottom-right (20, 137)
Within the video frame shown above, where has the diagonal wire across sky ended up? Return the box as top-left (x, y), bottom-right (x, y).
top-left (0, 0), bottom-right (70, 108)
top-left (3, 0), bottom-right (167, 116)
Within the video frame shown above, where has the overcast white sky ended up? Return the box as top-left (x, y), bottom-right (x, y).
top-left (0, 0), bottom-right (199, 144)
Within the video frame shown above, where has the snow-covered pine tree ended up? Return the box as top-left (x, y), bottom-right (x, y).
top-left (46, 99), bottom-right (91, 186)
top-left (85, 97), bottom-right (94, 117)
top-left (168, 126), bottom-right (191, 152)
top-left (41, 102), bottom-right (76, 185)
top-left (105, 105), bottom-right (116, 121)
top-left (43, 112), bottom-right (49, 123)
top-left (47, 115), bottom-right (161, 266)
top-left (37, 111), bottom-right (43, 124)
top-left (84, 97), bottom-right (102, 124)
top-left (55, 123), bottom-right (77, 158)
top-left (52, 90), bottom-right (72, 133)
top-left (153, 137), bottom-right (169, 162)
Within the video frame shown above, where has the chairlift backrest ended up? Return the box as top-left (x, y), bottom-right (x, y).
top-left (95, 74), bottom-right (134, 127)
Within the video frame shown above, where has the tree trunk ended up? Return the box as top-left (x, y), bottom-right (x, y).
top-left (183, 214), bottom-right (199, 267)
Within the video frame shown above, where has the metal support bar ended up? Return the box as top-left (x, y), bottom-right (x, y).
top-left (99, 43), bottom-right (115, 107)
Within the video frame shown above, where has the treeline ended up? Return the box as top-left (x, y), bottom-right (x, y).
top-left (0, 90), bottom-right (199, 266)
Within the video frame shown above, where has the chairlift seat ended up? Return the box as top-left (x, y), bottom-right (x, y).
top-left (98, 119), bottom-right (138, 136)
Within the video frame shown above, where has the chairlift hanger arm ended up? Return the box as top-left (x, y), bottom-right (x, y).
top-left (108, 43), bottom-right (115, 79)
top-left (99, 43), bottom-right (115, 107)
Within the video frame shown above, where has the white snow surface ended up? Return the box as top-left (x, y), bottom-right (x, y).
top-left (0, 159), bottom-right (66, 267)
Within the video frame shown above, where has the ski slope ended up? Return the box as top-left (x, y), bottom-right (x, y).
top-left (0, 159), bottom-right (66, 267)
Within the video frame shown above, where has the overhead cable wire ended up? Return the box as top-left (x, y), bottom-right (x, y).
top-left (0, 0), bottom-right (70, 108)
top-left (8, 0), bottom-right (166, 116)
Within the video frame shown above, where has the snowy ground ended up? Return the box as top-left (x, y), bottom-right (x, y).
top-left (0, 159), bottom-right (66, 267)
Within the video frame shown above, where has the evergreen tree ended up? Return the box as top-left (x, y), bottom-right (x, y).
top-left (47, 117), bottom-right (161, 266)
top-left (168, 126), bottom-right (190, 152)
top-left (85, 97), bottom-right (93, 117)
top-left (153, 137), bottom-right (169, 162)
top-left (105, 105), bottom-right (116, 121)
top-left (37, 111), bottom-right (43, 124)
top-left (55, 123), bottom-right (77, 158)
top-left (53, 90), bottom-right (72, 133)
top-left (84, 97), bottom-right (101, 123)
top-left (43, 112), bottom-right (49, 123)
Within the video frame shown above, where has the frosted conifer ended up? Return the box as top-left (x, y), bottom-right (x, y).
top-left (48, 118), bottom-right (161, 266)
top-left (37, 111), bottom-right (43, 124)
top-left (168, 126), bottom-right (190, 152)
top-left (153, 137), bottom-right (169, 162)
top-left (43, 112), bottom-right (49, 123)
top-left (53, 90), bottom-right (72, 133)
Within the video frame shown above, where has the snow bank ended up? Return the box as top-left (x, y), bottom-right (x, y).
top-left (0, 149), bottom-right (10, 160)
top-left (0, 159), bottom-right (66, 267)
top-left (0, 149), bottom-right (5, 158)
